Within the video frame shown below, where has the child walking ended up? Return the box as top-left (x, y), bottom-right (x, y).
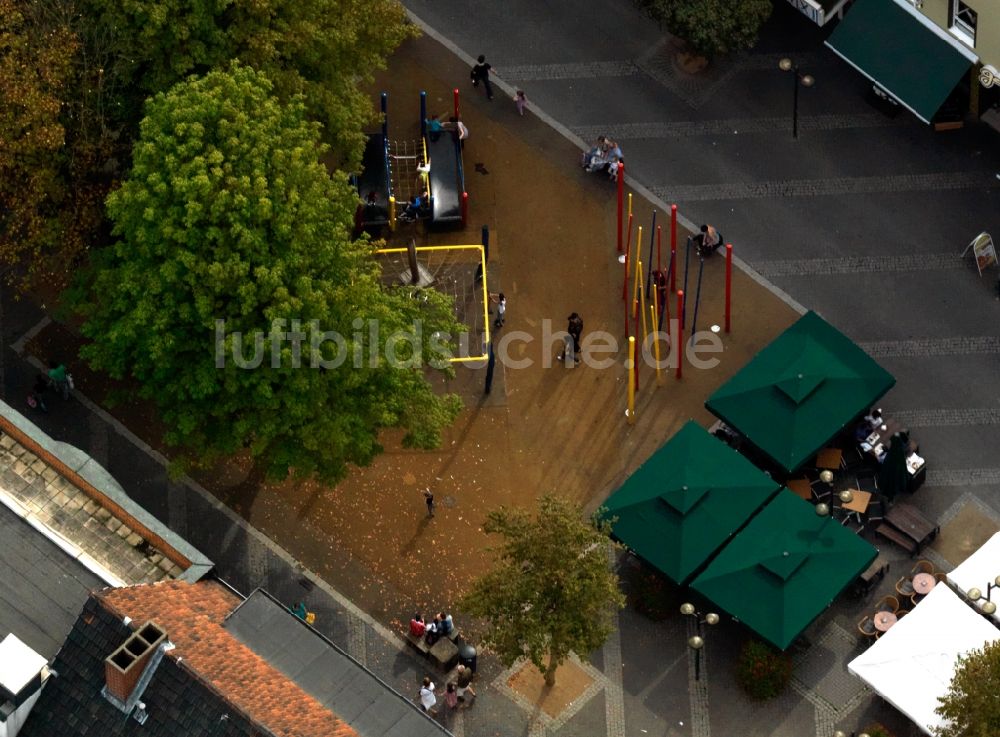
top-left (491, 292), bottom-right (506, 329)
top-left (513, 90), bottom-right (527, 116)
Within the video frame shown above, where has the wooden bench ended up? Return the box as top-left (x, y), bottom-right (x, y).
top-left (875, 523), bottom-right (918, 556)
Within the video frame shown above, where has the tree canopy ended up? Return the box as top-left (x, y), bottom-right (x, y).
top-left (77, 64), bottom-right (461, 482)
top-left (638, 0), bottom-right (773, 58)
top-left (84, 0), bottom-right (415, 165)
top-left (936, 639), bottom-right (1000, 737)
top-left (461, 496), bottom-right (626, 685)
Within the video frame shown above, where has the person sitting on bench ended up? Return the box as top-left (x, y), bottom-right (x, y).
top-left (695, 224), bottom-right (723, 257)
top-left (409, 613), bottom-right (427, 638)
top-left (437, 611), bottom-right (454, 636)
top-left (425, 615), bottom-right (441, 646)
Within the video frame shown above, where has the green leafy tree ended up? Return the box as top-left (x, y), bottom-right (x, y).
top-left (461, 496), bottom-right (626, 686)
top-left (84, 0), bottom-right (415, 165)
top-left (77, 64), bottom-right (461, 482)
top-left (639, 0), bottom-right (772, 58)
top-left (935, 639), bottom-right (1000, 737)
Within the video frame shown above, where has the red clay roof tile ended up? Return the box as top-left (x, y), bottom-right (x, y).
top-left (99, 581), bottom-right (358, 737)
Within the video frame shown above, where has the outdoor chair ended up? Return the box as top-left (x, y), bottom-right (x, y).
top-left (857, 614), bottom-right (877, 638)
top-left (865, 497), bottom-right (887, 527)
top-left (855, 470), bottom-right (879, 495)
top-left (910, 560), bottom-right (935, 577)
top-left (875, 594), bottom-right (899, 614)
top-left (894, 575), bottom-right (915, 597)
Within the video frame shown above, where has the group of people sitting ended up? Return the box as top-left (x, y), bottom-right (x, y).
top-left (582, 135), bottom-right (624, 180)
top-left (409, 611), bottom-right (455, 646)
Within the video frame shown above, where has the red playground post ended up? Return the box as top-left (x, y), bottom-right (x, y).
top-left (675, 290), bottom-right (684, 380)
top-left (453, 88), bottom-right (460, 119)
top-left (461, 191), bottom-right (469, 224)
top-left (617, 162), bottom-right (625, 253)
top-left (670, 240), bottom-right (677, 292)
top-left (725, 243), bottom-right (733, 334)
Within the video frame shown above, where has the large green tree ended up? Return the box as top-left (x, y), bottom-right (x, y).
top-left (461, 496), bottom-right (626, 686)
top-left (84, 0), bottom-right (415, 165)
top-left (78, 64), bottom-right (461, 482)
top-left (936, 639), bottom-right (1000, 737)
top-left (638, 0), bottom-right (772, 58)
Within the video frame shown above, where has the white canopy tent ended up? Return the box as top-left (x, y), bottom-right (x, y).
top-left (848, 584), bottom-right (1000, 735)
top-left (947, 530), bottom-right (1000, 624)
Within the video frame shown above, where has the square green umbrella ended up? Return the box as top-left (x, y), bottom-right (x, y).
top-left (691, 490), bottom-right (878, 650)
top-left (602, 421), bottom-right (782, 585)
top-left (705, 311), bottom-right (895, 475)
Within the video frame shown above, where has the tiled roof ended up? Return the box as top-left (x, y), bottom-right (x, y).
top-left (20, 595), bottom-right (262, 736)
top-left (99, 580), bottom-right (359, 737)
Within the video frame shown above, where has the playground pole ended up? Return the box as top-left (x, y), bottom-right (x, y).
top-left (656, 225), bottom-right (662, 273)
top-left (725, 243), bottom-right (733, 333)
top-left (628, 192), bottom-right (633, 219)
top-left (622, 213), bottom-right (633, 301)
top-left (670, 240), bottom-right (677, 292)
top-left (617, 162), bottom-right (624, 253)
top-left (388, 196), bottom-right (396, 231)
top-left (645, 211), bottom-right (657, 294)
top-left (638, 261), bottom-right (648, 343)
top-left (682, 236), bottom-right (692, 329)
top-left (690, 256), bottom-right (705, 344)
top-left (453, 88), bottom-right (460, 119)
top-left (381, 92), bottom-right (388, 138)
top-left (420, 91), bottom-right (427, 137)
top-left (633, 227), bottom-right (643, 317)
top-left (676, 290), bottom-right (684, 380)
top-left (482, 226), bottom-right (490, 262)
top-left (651, 304), bottom-right (662, 385)
top-left (670, 204), bottom-right (677, 258)
top-left (627, 337), bottom-right (636, 425)
top-left (461, 191), bottom-right (469, 225)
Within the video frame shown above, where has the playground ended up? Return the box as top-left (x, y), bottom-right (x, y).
top-left (210, 32), bottom-right (801, 623)
top-left (25, 31), bottom-right (800, 624)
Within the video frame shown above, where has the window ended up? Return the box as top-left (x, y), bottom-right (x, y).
top-left (950, 0), bottom-right (977, 46)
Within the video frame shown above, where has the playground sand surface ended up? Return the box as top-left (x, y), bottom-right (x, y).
top-left (224, 33), bottom-right (799, 624)
top-left (33, 32), bottom-right (799, 626)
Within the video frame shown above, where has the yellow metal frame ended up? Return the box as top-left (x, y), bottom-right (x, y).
top-left (374, 244), bottom-right (489, 362)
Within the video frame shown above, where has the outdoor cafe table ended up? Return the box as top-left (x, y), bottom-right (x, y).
top-left (885, 502), bottom-right (939, 551)
top-left (913, 573), bottom-right (936, 595)
top-left (874, 611), bottom-right (897, 632)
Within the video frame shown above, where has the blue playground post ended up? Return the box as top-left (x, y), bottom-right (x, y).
top-left (420, 91), bottom-right (427, 138)
top-left (645, 210), bottom-right (657, 294)
top-left (682, 236), bottom-right (692, 328)
top-left (381, 92), bottom-right (388, 138)
top-left (482, 225), bottom-right (490, 261)
top-left (690, 256), bottom-right (706, 344)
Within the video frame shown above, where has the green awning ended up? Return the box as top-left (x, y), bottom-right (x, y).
top-left (705, 311), bottom-right (895, 475)
top-left (691, 490), bottom-right (877, 650)
top-left (825, 0), bottom-right (977, 123)
top-left (602, 422), bottom-right (781, 585)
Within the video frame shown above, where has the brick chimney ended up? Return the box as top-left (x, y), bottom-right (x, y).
top-left (0, 634), bottom-right (51, 737)
top-left (104, 622), bottom-right (167, 704)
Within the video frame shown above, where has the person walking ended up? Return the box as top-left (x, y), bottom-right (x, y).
top-left (419, 677), bottom-right (438, 715)
top-left (491, 292), bottom-right (506, 328)
top-left (444, 682), bottom-right (459, 711)
top-left (513, 90), bottom-right (528, 116)
top-left (422, 488), bottom-right (435, 517)
top-left (470, 55), bottom-right (494, 100)
top-left (559, 312), bottom-right (583, 364)
top-left (455, 664), bottom-right (477, 704)
top-left (47, 360), bottom-right (70, 399)
top-left (27, 374), bottom-right (49, 413)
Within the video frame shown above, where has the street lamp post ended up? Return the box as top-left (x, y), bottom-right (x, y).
top-left (779, 58), bottom-right (815, 139)
top-left (680, 602), bottom-right (719, 681)
top-left (967, 575), bottom-right (1000, 615)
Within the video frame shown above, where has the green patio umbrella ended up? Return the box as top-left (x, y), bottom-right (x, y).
top-left (691, 490), bottom-right (877, 650)
top-left (602, 421), bottom-right (782, 585)
top-left (705, 311), bottom-right (895, 475)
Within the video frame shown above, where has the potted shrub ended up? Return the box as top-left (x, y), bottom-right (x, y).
top-left (735, 639), bottom-right (792, 700)
top-left (635, 0), bottom-right (773, 66)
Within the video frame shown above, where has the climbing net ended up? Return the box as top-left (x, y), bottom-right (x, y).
top-left (388, 138), bottom-right (430, 203)
top-left (374, 244), bottom-right (489, 362)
